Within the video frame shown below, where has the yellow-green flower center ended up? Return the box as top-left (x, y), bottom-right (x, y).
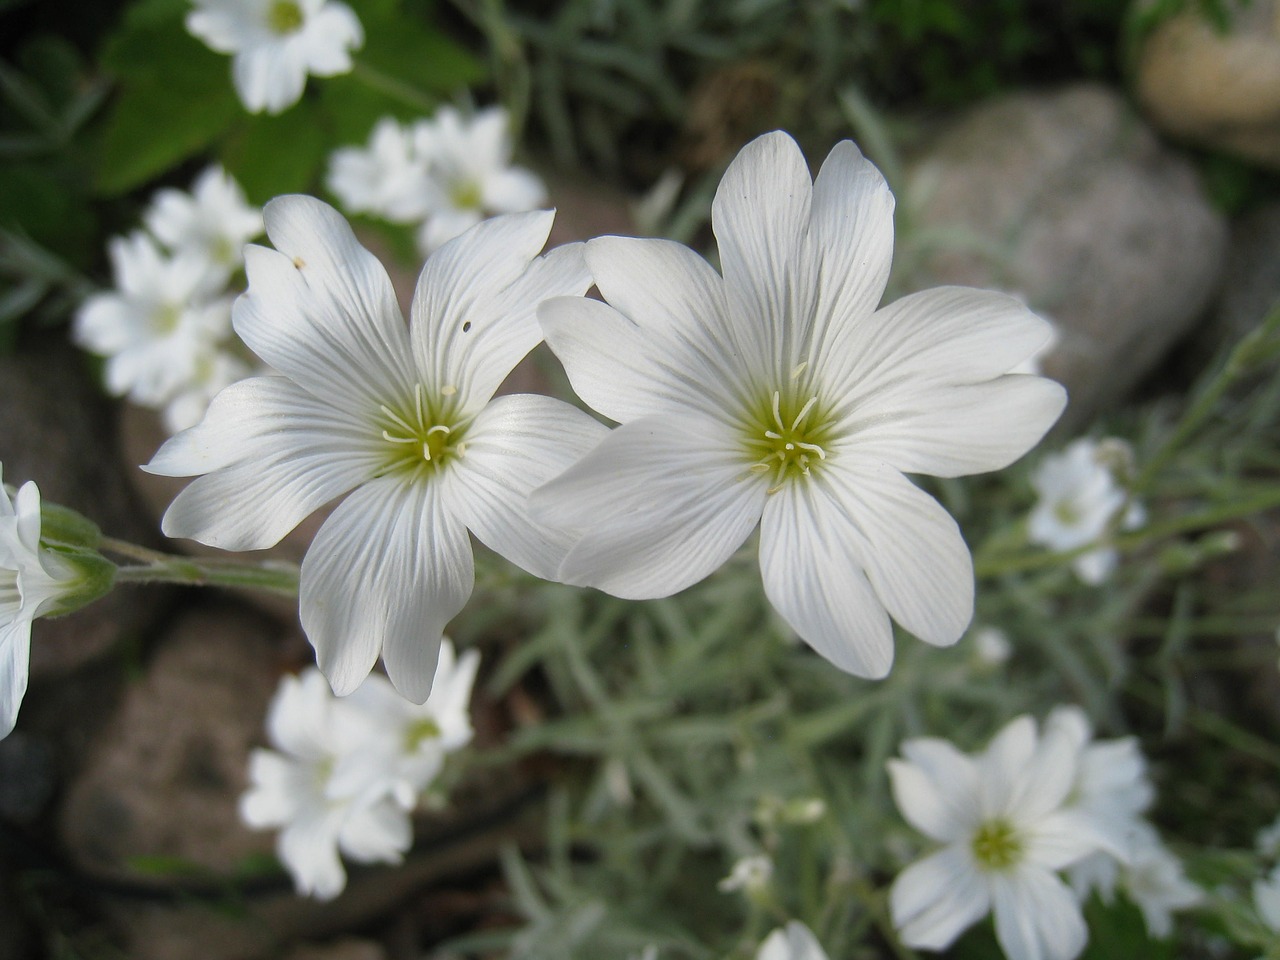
top-left (267, 0), bottom-right (305, 34)
top-left (971, 819), bottom-right (1023, 871)
top-left (742, 389), bottom-right (833, 494)
top-left (377, 383), bottom-right (469, 478)
top-left (1053, 500), bottom-right (1081, 526)
top-left (153, 303), bottom-right (183, 334)
top-left (450, 179), bottom-right (483, 211)
top-left (404, 716), bottom-right (442, 751)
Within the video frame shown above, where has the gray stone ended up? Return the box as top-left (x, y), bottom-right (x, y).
top-left (1208, 201), bottom-right (1280, 353)
top-left (0, 331), bottom-right (171, 676)
top-left (901, 84), bottom-right (1228, 431)
top-left (1136, 1), bottom-right (1280, 170)
top-left (57, 603), bottom-right (295, 876)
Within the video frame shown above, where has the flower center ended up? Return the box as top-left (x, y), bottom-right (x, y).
top-left (1053, 500), bottom-right (1081, 526)
top-left (404, 715), bottom-right (442, 751)
top-left (153, 303), bottom-right (183, 334)
top-left (449, 179), bottom-right (483, 211)
top-left (377, 383), bottom-right (469, 478)
top-left (971, 819), bottom-right (1024, 872)
top-left (267, 0), bottom-right (305, 34)
top-left (743, 389), bottom-right (831, 494)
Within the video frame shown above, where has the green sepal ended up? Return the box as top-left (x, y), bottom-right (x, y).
top-left (38, 500), bottom-right (103, 550)
top-left (39, 546), bottom-right (116, 618)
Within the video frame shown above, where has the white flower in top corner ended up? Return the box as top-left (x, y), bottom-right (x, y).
top-left (533, 131), bottom-right (1065, 679)
top-left (144, 164), bottom-right (263, 278)
top-left (413, 106), bottom-right (547, 253)
top-left (888, 714), bottom-right (1112, 960)
top-left (0, 470), bottom-right (90, 739)
top-left (326, 117), bottom-right (432, 223)
top-left (756, 921), bottom-right (830, 960)
top-left (1028, 436), bottom-right (1144, 585)
top-left (345, 637), bottom-right (480, 800)
top-left (240, 668), bottom-right (410, 899)
top-left (73, 231), bottom-right (231, 406)
top-left (186, 0), bottom-right (363, 115)
top-left (145, 197), bottom-right (604, 701)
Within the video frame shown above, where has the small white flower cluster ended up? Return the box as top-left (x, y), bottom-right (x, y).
top-left (0, 467), bottom-right (82, 740)
top-left (889, 706), bottom-right (1198, 960)
top-left (240, 639), bottom-right (479, 899)
top-left (326, 106), bottom-right (547, 255)
top-left (74, 165), bottom-right (264, 435)
top-left (186, 0), bottom-right (363, 115)
top-left (1028, 436), bottom-right (1145, 585)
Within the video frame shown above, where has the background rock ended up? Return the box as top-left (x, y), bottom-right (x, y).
top-left (1205, 200), bottom-right (1280, 353)
top-left (0, 331), bottom-right (171, 676)
top-left (1136, 1), bottom-right (1280, 170)
top-left (57, 603), bottom-right (299, 876)
top-left (901, 84), bottom-right (1228, 431)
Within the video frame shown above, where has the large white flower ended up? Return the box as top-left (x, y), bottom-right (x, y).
top-left (1027, 437), bottom-right (1144, 585)
top-left (186, 0), bottom-right (363, 115)
top-left (0, 470), bottom-right (81, 739)
top-left (239, 668), bottom-right (410, 899)
top-left (533, 132), bottom-right (1065, 678)
top-left (144, 164), bottom-right (263, 280)
top-left (888, 714), bottom-right (1111, 960)
top-left (412, 106), bottom-right (547, 253)
top-left (73, 231), bottom-right (231, 406)
top-left (145, 196), bottom-right (605, 700)
top-left (756, 922), bottom-right (830, 960)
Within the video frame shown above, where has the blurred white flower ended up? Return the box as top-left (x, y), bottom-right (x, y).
top-left (345, 637), bottom-right (480, 802)
top-left (146, 197), bottom-right (603, 701)
top-left (1258, 815), bottom-right (1280, 859)
top-left (240, 668), bottom-right (410, 899)
top-left (888, 714), bottom-right (1112, 960)
top-left (1028, 437), bottom-right (1144, 585)
top-left (144, 164), bottom-right (263, 279)
top-left (756, 921), bottom-right (830, 960)
top-left (326, 117), bottom-right (432, 222)
top-left (73, 231), bottom-right (231, 407)
top-left (0, 471), bottom-right (82, 740)
top-left (971, 626), bottom-right (1013, 667)
top-left (1118, 823), bottom-right (1200, 938)
top-left (534, 131), bottom-right (1064, 679)
top-left (717, 854), bottom-right (773, 895)
top-left (1255, 865), bottom-right (1280, 931)
top-left (186, 0), bottom-right (363, 114)
top-left (413, 106), bottom-right (547, 253)
top-left (162, 347), bottom-right (255, 434)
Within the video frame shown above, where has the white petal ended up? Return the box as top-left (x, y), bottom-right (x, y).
top-left (710, 131), bottom-right (816, 378)
top-left (233, 44), bottom-right (307, 114)
top-left (149, 378), bottom-right (379, 550)
top-left (533, 416), bottom-right (765, 599)
top-left (758, 478), bottom-right (894, 678)
top-left (0, 618), bottom-right (33, 740)
top-left (888, 751), bottom-right (977, 843)
top-left (445, 394), bottom-right (609, 579)
top-left (300, 476), bottom-right (472, 702)
top-left (338, 798), bottom-right (411, 865)
top-left (804, 140), bottom-right (894, 365)
top-left (1026, 810), bottom-right (1115, 870)
top-left (239, 195), bottom-right (416, 394)
top-left (990, 868), bottom-right (1088, 960)
top-left (301, 3), bottom-right (363, 75)
top-left (979, 715), bottom-right (1038, 819)
top-left (278, 810), bottom-right (347, 899)
top-left (845, 375), bottom-right (1068, 478)
top-left (890, 845), bottom-right (990, 950)
top-left (239, 750), bottom-right (302, 826)
top-left (482, 167), bottom-right (547, 212)
top-left (824, 461), bottom-right (974, 647)
top-left (410, 213), bottom-right (588, 406)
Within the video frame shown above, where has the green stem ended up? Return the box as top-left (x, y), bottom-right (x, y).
top-left (114, 554), bottom-right (300, 596)
top-left (850, 877), bottom-right (919, 960)
top-left (350, 61), bottom-right (437, 114)
top-left (1134, 303), bottom-right (1280, 493)
top-left (974, 485), bottom-right (1280, 578)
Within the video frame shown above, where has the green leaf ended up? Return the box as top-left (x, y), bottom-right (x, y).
top-left (0, 164), bottom-right (96, 262)
top-left (94, 1), bottom-right (240, 195)
top-left (219, 101), bottom-right (328, 203)
top-left (356, 9), bottom-right (486, 98)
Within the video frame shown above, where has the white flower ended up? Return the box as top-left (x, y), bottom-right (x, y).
top-left (1258, 815), bottom-right (1280, 859)
top-left (186, 0), bottom-right (363, 115)
top-left (326, 117), bottom-right (432, 223)
top-left (74, 232), bottom-right (232, 407)
top-left (1256, 865), bottom-right (1280, 932)
top-left (756, 921), bottom-right (830, 960)
top-left (0, 471), bottom-right (81, 739)
top-left (533, 132), bottom-right (1065, 679)
top-left (972, 626), bottom-right (1013, 667)
top-left (145, 197), bottom-right (605, 700)
top-left (888, 714), bottom-right (1110, 960)
top-left (344, 637), bottom-right (479, 801)
top-left (144, 164), bottom-right (263, 278)
top-left (717, 854), bottom-right (773, 894)
top-left (1117, 824), bottom-right (1200, 938)
top-left (161, 346), bottom-right (255, 435)
top-left (240, 668), bottom-right (410, 899)
top-left (1028, 437), bottom-right (1144, 585)
top-left (412, 106), bottom-right (547, 253)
